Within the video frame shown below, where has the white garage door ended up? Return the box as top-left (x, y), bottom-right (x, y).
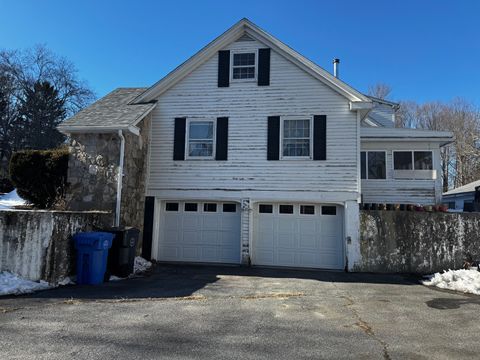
top-left (157, 201), bottom-right (241, 264)
top-left (253, 203), bottom-right (344, 269)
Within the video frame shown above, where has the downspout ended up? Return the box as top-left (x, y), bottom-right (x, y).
top-left (115, 129), bottom-right (125, 227)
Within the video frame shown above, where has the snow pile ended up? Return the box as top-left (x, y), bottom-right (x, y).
top-left (134, 256), bottom-right (152, 274)
top-left (0, 271), bottom-right (52, 296)
top-left (0, 189), bottom-right (26, 209)
top-left (109, 275), bottom-right (124, 281)
top-left (423, 269), bottom-right (480, 295)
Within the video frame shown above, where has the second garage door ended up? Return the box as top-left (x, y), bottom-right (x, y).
top-left (252, 203), bottom-right (344, 269)
top-left (157, 201), bottom-right (241, 264)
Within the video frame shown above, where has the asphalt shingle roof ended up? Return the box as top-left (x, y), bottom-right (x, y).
top-left (58, 88), bottom-right (156, 130)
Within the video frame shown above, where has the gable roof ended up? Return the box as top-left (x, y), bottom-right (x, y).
top-left (132, 18), bottom-right (372, 105)
top-left (58, 88), bottom-right (155, 134)
top-left (443, 180), bottom-right (480, 196)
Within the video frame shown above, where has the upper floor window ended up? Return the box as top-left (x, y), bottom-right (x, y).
top-left (186, 120), bottom-right (215, 158)
top-left (231, 51), bottom-right (257, 81)
top-left (361, 151), bottom-right (386, 179)
top-left (394, 151), bottom-right (432, 170)
top-left (281, 117), bottom-right (312, 158)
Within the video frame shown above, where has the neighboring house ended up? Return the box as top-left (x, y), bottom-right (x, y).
top-left (58, 19), bottom-right (453, 271)
top-left (443, 180), bottom-right (480, 211)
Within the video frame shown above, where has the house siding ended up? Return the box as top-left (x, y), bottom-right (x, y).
top-left (361, 141), bottom-right (442, 205)
top-left (147, 39), bottom-right (359, 195)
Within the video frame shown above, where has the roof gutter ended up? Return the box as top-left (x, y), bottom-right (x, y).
top-left (58, 125), bottom-right (140, 136)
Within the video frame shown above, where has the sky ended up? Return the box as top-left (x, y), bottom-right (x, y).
top-left (1, 0), bottom-right (479, 105)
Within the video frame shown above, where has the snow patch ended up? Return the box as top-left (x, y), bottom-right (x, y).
top-left (0, 189), bottom-right (26, 209)
top-left (422, 269), bottom-right (480, 295)
top-left (134, 257), bottom-right (152, 274)
top-left (0, 271), bottom-right (52, 296)
top-left (109, 275), bottom-right (125, 281)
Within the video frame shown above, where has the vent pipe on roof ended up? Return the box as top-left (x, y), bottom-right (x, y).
top-left (333, 58), bottom-right (340, 78)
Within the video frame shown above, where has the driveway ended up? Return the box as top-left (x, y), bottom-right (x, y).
top-left (1, 265), bottom-right (479, 359)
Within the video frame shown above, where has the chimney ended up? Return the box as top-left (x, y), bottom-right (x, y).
top-left (333, 58), bottom-right (340, 78)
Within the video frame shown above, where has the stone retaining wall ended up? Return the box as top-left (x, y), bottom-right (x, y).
top-left (0, 210), bottom-right (112, 283)
top-left (357, 210), bottom-right (480, 274)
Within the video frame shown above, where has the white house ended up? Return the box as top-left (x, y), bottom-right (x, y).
top-left (59, 19), bottom-right (453, 271)
top-left (443, 180), bottom-right (480, 211)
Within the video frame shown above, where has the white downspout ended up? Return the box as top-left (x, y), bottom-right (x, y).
top-left (115, 129), bottom-right (125, 227)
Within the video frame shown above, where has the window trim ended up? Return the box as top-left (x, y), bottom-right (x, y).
top-left (360, 150), bottom-right (387, 180)
top-left (185, 118), bottom-right (216, 160)
top-left (230, 49), bottom-right (258, 83)
top-left (392, 150), bottom-right (434, 171)
top-left (280, 115), bottom-right (313, 160)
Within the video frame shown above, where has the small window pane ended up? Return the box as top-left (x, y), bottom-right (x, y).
top-left (360, 152), bottom-right (366, 179)
top-left (414, 151), bottom-right (433, 170)
top-left (188, 141), bottom-right (213, 157)
top-left (279, 205), bottom-right (294, 214)
top-left (223, 203), bottom-right (237, 212)
top-left (259, 204), bottom-right (273, 213)
top-left (368, 152), bottom-right (386, 179)
top-left (233, 66), bottom-right (255, 79)
top-left (300, 205), bottom-right (315, 215)
top-left (394, 152), bottom-right (413, 170)
top-left (233, 53), bottom-right (255, 66)
top-left (184, 203), bottom-right (198, 212)
top-left (322, 206), bottom-right (336, 215)
top-left (284, 120), bottom-right (310, 138)
top-left (165, 202), bottom-right (179, 211)
top-left (189, 122), bottom-right (213, 139)
top-left (283, 139), bottom-right (310, 157)
top-left (203, 203), bottom-right (217, 212)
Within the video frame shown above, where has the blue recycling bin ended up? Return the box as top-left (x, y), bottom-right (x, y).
top-left (73, 232), bottom-right (114, 285)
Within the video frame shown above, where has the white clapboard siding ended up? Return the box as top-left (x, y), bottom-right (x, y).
top-left (147, 39), bottom-right (358, 195)
top-left (361, 141), bottom-right (442, 204)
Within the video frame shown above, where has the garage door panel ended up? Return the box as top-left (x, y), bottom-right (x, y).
top-left (298, 234), bottom-right (317, 249)
top-left (183, 216), bottom-right (200, 229)
top-left (278, 234), bottom-right (296, 248)
top-left (253, 203), bottom-right (343, 269)
top-left (255, 250), bottom-right (274, 265)
top-left (158, 201), bottom-right (241, 264)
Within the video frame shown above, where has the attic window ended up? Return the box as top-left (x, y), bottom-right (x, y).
top-left (231, 51), bottom-right (257, 80)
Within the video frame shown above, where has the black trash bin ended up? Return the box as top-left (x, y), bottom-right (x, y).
top-left (104, 227), bottom-right (140, 278)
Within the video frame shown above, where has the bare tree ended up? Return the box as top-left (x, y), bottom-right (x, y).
top-left (0, 44), bottom-right (95, 118)
top-left (368, 83), bottom-right (392, 100)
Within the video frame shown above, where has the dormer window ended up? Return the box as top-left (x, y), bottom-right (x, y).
top-left (231, 51), bottom-right (257, 81)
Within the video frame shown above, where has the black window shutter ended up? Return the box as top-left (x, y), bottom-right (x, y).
top-left (313, 115), bottom-right (327, 160)
top-left (218, 50), bottom-right (230, 87)
top-left (267, 116), bottom-right (280, 160)
top-left (141, 196), bottom-right (155, 261)
top-left (173, 117), bottom-right (186, 160)
top-left (216, 117), bottom-right (228, 160)
top-left (258, 48), bottom-right (271, 86)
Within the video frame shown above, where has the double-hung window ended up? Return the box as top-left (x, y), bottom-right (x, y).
top-left (231, 51), bottom-right (257, 81)
top-left (393, 151), bottom-right (433, 170)
top-left (360, 151), bottom-right (386, 179)
top-left (281, 117), bottom-right (312, 158)
top-left (186, 120), bottom-right (215, 159)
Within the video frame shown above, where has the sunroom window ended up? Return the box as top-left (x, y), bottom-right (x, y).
top-left (394, 151), bottom-right (433, 170)
top-left (282, 118), bottom-right (312, 158)
top-left (232, 52), bottom-right (256, 80)
top-left (360, 151), bottom-right (386, 179)
top-left (187, 120), bottom-right (214, 158)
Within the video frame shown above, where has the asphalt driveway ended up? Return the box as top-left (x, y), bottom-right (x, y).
top-left (1, 265), bottom-right (480, 360)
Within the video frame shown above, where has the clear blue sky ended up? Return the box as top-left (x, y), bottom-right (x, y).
top-left (1, 0), bottom-right (479, 105)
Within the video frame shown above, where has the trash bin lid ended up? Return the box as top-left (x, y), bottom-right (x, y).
top-left (73, 232), bottom-right (114, 249)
